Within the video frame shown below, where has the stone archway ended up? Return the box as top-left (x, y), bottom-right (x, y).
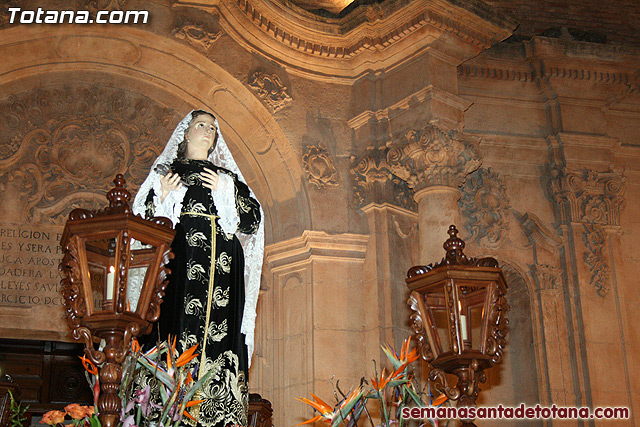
top-left (0, 24), bottom-right (311, 242)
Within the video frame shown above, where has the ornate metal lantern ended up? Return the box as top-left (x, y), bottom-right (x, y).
top-left (406, 225), bottom-right (508, 426)
top-left (59, 175), bottom-right (175, 427)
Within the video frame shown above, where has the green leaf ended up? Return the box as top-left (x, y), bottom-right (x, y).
top-left (88, 414), bottom-right (101, 427)
top-left (402, 384), bottom-right (425, 407)
top-left (137, 358), bottom-right (175, 390)
top-left (331, 389), bottom-right (364, 427)
top-left (380, 345), bottom-right (402, 370)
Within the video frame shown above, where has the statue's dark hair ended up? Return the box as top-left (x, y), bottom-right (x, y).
top-left (176, 110), bottom-right (218, 159)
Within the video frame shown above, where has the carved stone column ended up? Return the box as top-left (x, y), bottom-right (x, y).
top-left (386, 124), bottom-right (482, 262)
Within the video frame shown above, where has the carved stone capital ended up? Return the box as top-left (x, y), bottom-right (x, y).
top-left (386, 123), bottom-right (482, 192)
top-left (350, 146), bottom-right (416, 210)
top-left (529, 264), bottom-right (562, 291)
top-left (247, 71), bottom-right (292, 113)
top-left (550, 167), bottom-right (626, 226)
top-left (302, 144), bottom-right (338, 189)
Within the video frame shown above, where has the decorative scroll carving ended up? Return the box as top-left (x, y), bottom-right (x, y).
top-left (550, 167), bottom-right (626, 226)
top-left (386, 123), bottom-right (482, 192)
top-left (529, 264), bottom-right (562, 291)
top-left (172, 21), bottom-right (221, 52)
top-left (485, 285), bottom-right (508, 364)
top-left (0, 86), bottom-right (175, 224)
top-left (459, 167), bottom-right (510, 248)
top-left (302, 144), bottom-right (338, 189)
top-left (247, 71), bottom-right (292, 112)
top-left (407, 294), bottom-right (435, 362)
top-left (350, 146), bottom-right (416, 210)
top-left (582, 223), bottom-right (610, 296)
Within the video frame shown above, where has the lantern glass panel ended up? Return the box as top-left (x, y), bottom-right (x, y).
top-left (469, 305), bottom-right (483, 349)
top-left (84, 236), bottom-right (118, 306)
top-left (457, 283), bottom-right (488, 350)
top-left (425, 290), bottom-right (450, 353)
top-left (126, 238), bottom-right (158, 313)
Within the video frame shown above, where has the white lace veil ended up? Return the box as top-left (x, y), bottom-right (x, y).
top-left (132, 110), bottom-right (265, 367)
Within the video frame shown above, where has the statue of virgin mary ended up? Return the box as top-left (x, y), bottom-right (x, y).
top-left (131, 109), bottom-right (264, 427)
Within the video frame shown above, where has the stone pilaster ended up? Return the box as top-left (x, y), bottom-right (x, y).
top-left (260, 231), bottom-right (369, 427)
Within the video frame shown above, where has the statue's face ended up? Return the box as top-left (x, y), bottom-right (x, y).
top-left (185, 114), bottom-right (217, 158)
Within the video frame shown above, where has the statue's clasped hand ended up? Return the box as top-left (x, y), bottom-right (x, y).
top-left (201, 168), bottom-right (219, 191)
top-left (160, 172), bottom-right (183, 202)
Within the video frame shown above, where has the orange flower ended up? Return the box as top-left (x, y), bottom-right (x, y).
top-left (40, 410), bottom-right (66, 425)
top-left (176, 344), bottom-right (199, 367)
top-left (131, 338), bottom-right (140, 354)
top-left (79, 355), bottom-right (99, 376)
top-left (371, 368), bottom-right (390, 391)
top-left (296, 393), bottom-right (333, 425)
top-left (65, 403), bottom-right (92, 420)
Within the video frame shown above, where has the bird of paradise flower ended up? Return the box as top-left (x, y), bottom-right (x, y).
top-left (297, 337), bottom-right (449, 427)
top-left (55, 336), bottom-right (214, 427)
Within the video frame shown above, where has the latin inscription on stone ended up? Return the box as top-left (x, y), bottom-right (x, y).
top-left (0, 224), bottom-right (69, 340)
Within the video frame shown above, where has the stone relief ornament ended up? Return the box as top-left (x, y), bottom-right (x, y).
top-left (550, 167), bottom-right (626, 226)
top-left (582, 223), bottom-right (610, 297)
top-left (550, 167), bottom-right (625, 297)
top-left (459, 167), bottom-right (510, 248)
top-left (0, 86), bottom-right (176, 224)
top-left (302, 144), bottom-right (339, 189)
top-left (247, 71), bottom-right (292, 112)
top-left (386, 123), bottom-right (481, 192)
top-left (350, 146), bottom-right (416, 210)
top-left (172, 21), bottom-right (221, 52)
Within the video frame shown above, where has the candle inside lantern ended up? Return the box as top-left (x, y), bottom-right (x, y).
top-left (106, 266), bottom-right (115, 299)
top-left (458, 301), bottom-right (468, 341)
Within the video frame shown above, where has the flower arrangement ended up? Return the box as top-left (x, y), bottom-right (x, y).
top-left (297, 337), bottom-right (450, 427)
top-left (40, 336), bottom-right (212, 427)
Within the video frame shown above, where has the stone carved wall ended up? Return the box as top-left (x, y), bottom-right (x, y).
top-left (386, 124), bottom-right (482, 192)
top-left (0, 85), bottom-right (175, 224)
top-left (459, 167), bottom-right (510, 248)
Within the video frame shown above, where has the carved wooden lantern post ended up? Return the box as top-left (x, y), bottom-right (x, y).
top-left (59, 175), bottom-right (175, 427)
top-left (406, 225), bottom-right (508, 427)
